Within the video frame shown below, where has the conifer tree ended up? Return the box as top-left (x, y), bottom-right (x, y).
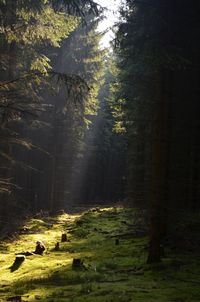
top-left (114, 0), bottom-right (200, 262)
top-left (0, 0), bottom-right (101, 215)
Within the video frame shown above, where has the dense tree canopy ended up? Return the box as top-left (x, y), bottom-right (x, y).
top-left (0, 0), bottom-right (104, 214)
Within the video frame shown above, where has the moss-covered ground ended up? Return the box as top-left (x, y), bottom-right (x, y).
top-left (0, 207), bottom-right (200, 302)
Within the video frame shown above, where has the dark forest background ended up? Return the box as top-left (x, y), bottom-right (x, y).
top-left (0, 0), bottom-right (200, 263)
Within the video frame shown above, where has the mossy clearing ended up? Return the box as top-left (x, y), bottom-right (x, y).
top-left (0, 207), bottom-right (200, 302)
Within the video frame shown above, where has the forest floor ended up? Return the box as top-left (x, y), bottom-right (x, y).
top-left (0, 207), bottom-right (200, 302)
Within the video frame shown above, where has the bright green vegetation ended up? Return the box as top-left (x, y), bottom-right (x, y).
top-left (0, 208), bottom-right (200, 302)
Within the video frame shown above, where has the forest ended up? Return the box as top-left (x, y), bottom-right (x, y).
top-left (0, 0), bottom-right (200, 301)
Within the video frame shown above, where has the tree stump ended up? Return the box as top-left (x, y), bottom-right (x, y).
top-left (72, 258), bottom-right (83, 269)
top-left (115, 239), bottom-right (120, 245)
top-left (61, 233), bottom-right (67, 242)
top-left (54, 242), bottom-right (60, 251)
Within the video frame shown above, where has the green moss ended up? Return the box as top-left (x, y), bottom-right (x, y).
top-left (0, 208), bottom-right (199, 302)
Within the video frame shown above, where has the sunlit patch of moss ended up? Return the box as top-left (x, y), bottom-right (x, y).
top-left (25, 218), bottom-right (52, 232)
top-left (0, 207), bottom-right (200, 302)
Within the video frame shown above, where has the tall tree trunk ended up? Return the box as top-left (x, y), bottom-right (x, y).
top-left (147, 69), bottom-right (169, 263)
top-left (147, 0), bottom-right (173, 263)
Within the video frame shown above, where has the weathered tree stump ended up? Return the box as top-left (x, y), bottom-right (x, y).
top-left (115, 239), bottom-right (120, 245)
top-left (61, 233), bottom-right (67, 242)
top-left (72, 258), bottom-right (83, 269)
top-left (54, 242), bottom-right (60, 251)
